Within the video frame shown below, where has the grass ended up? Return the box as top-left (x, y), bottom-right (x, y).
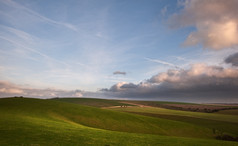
top-left (111, 106), bottom-right (238, 137)
top-left (127, 112), bottom-right (238, 137)
top-left (121, 100), bottom-right (238, 113)
top-left (111, 106), bottom-right (238, 123)
top-left (126, 100), bottom-right (199, 105)
top-left (51, 97), bottom-right (133, 107)
top-left (217, 109), bottom-right (238, 115)
top-left (0, 97), bottom-right (237, 145)
top-left (0, 98), bottom-right (215, 138)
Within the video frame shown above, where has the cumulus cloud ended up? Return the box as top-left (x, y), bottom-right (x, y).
top-left (225, 52), bottom-right (238, 66)
top-left (113, 71), bottom-right (126, 75)
top-left (0, 81), bottom-right (84, 98)
top-left (101, 64), bottom-right (238, 102)
top-left (169, 0), bottom-right (238, 49)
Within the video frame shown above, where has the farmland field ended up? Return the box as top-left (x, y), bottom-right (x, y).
top-left (0, 97), bottom-right (237, 145)
top-left (217, 109), bottom-right (238, 115)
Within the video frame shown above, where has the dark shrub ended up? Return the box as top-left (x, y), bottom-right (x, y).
top-left (216, 134), bottom-right (238, 142)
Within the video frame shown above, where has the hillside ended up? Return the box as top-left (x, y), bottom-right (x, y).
top-left (0, 97), bottom-right (237, 145)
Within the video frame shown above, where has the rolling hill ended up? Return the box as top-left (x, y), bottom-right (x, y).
top-left (0, 97), bottom-right (237, 145)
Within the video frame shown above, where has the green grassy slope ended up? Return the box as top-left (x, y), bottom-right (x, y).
top-left (0, 97), bottom-right (237, 145)
top-left (217, 109), bottom-right (238, 115)
top-left (112, 106), bottom-right (238, 123)
top-left (112, 106), bottom-right (238, 137)
top-left (51, 97), bottom-right (133, 107)
top-left (121, 100), bottom-right (238, 113)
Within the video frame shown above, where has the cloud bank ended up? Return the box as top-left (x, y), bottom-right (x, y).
top-left (169, 0), bottom-right (238, 49)
top-left (0, 81), bottom-right (83, 98)
top-left (1, 61), bottom-right (238, 102)
top-left (100, 63), bottom-right (238, 102)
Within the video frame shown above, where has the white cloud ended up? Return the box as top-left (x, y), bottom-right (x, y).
top-left (169, 0), bottom-right (238, 49)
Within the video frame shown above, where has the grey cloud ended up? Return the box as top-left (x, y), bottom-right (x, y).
top-left (99, 88), bottom-right (109, 92)
top-left (113, 71), bottom-right (126, 75)
top-left (169, 0), bottom-right (238, 49)
top-left (225, 52), bottom-right (238, 66)
top-left (101, 64), bottom-right (238, 103)
top-left (106, 82), bottom-right (140, 92)
top-left (120, 83), bottom-right (138, 89)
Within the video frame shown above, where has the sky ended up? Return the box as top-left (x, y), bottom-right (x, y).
top-left (0, 0), bottom-right (238, 103)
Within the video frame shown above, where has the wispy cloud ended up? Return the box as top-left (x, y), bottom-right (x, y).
top-left (105, 75), bottom-right (135, 83)
top-left (174, 56), bottom-right (189, 62)
top-left (145, 57), bottom-right (181, 69)
top-left (0, 35), bottom-right (69, 67)
top-left (0, 0), bottom-right (77, 31)
top-left (0, 24), bottom-right (36, 44)
top-left (160, 5), bottom-right (168, 16)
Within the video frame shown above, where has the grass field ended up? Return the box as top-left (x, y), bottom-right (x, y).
top-left (217, 109), bottom-right (238, 115)
top-left (116, 100), bottom-right (238, 113)
top-left (0, 97), bottom-right (237, 145)
top-left (51, 97), bottom-right (133, 107)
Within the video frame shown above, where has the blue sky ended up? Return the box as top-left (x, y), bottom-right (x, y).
top-left (1, 0), bottom-right (238, 102)
top-left (0, 0), bottom-right (181, 89)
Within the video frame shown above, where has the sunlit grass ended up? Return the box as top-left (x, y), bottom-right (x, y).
top-left (111, 106), bottom-right (238, 123)
top-left (0, 97), bottom-right (237, 145)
